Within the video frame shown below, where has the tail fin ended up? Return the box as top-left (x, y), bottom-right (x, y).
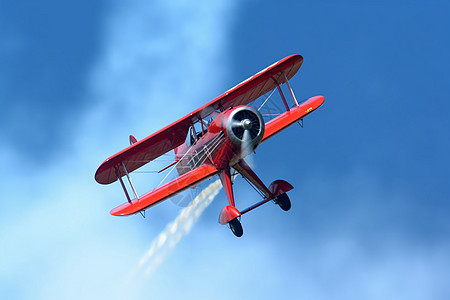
top-left (129, 135), bottom-right (138, 145)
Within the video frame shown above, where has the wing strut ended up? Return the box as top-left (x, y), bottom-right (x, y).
top-left (271, 75), bottom-right (290, 112)
top-left (122, 162), bottom-right (139, 200)
top-left (116, 162), bottom-right (140, 204)
top-left (118, 176), bottom-right (132, 204)
top-left (273, 72), bottom-right (300, 112)
top-left (282, 72), bottom-right (299, 106)
top-left (275, 84), bottom-right (290, 112)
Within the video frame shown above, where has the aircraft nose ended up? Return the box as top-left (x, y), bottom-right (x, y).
top-left (242, 119), bottom-right (252, 130)
top-left (225, 105), bottom-right (265, 148)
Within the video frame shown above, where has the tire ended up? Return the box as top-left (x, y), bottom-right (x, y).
top-left (276, 193), bottom-right (291, 211)
top-left (229, 218), bottom-right (243, 237)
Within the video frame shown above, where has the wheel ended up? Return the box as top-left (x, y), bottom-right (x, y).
top-left (275, 193), bottom-right (291, 211)
top-left (229, 218), bottom-right (243, 237)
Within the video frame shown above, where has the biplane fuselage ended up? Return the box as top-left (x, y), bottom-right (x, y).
top-left (175, 105), bottom-right (264, 175)
top-left (95, 54), bottom-right (325, 237)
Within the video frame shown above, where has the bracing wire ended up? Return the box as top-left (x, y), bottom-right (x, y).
top-left (257, 88), bottom-right (276, 111)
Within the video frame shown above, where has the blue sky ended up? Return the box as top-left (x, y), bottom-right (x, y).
top-left (1, 0), bottom-right (449, 299)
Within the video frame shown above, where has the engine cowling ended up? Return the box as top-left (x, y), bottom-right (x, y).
top-left (225, 105), bottom-right (265, 152)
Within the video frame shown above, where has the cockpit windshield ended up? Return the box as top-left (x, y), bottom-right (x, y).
top-left (188, 119), bottom-right (209, 146)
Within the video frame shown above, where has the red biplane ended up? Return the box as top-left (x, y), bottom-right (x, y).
top-left (95, 54), bottom-right (324, 237)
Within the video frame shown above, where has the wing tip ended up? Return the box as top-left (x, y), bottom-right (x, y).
top-left (110, 202), bottom-right (134, 216)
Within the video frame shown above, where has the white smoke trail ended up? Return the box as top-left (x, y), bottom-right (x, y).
top-left (136, 178), bottom-right (222, 277)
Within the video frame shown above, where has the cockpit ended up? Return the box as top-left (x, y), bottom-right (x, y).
top-left (187, 119), bottom-right (209, 146)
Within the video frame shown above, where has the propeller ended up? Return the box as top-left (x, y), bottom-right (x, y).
top-left (229, 109), bottom-right (262, 162)
top-left (241, 125), bottom-right (255, 167)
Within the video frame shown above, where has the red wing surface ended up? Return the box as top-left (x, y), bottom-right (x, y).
top-left (95, 119), bottom-right (191, 184)
top-left (110, 164), bottom-right (218, 216)
top-left (262, 96), bottom-right (325, 142)
top-left (95, 54), bottom-right (304, 185)
top-left (195, 54), bottom-right (303, 118)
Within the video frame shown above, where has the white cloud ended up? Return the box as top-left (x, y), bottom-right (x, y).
top-left (0, 1), bottom-right (237, 299)
top-left (2, 1), bottom-right (449, 299)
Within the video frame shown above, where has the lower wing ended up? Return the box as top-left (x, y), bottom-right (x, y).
top-left (262, 95), bottom-right (325, 142)
top-left (110, 164), bottom-right (219, 216)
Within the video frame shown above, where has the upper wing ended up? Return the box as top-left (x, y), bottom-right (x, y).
top-left (195, 54), bottom-right (303, 118)
top-left (110, 164), bottom-right (218, 216)
top-left (95, 54), bottom-right (303, 184)
top-left (95, 117), bottom-right (192, 184)
top-left (262, 95), bottom-right (325, 142)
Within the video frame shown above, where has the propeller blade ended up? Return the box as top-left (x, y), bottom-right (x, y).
top-left (231, 120), bottom-right (242, 128)
top-left (241, 129), bottom-right (252, 157)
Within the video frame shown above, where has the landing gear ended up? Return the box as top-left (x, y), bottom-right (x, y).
top-left (228, 217), bottom-right (243, 237)
top-left (219, 162), bottom-right (294, 237)
top-left (275, 193), bottom-right (291, 211)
